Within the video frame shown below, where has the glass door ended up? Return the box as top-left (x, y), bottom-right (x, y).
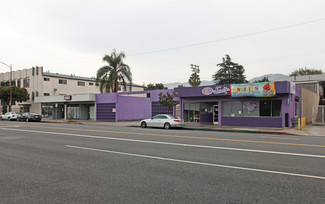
top-left (213, 103), bottom-right (219, 125)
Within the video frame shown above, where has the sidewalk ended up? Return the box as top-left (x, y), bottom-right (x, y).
top-left (42, 118), bottom-right (325, 136)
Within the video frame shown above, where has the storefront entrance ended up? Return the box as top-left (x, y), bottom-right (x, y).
top-left (213, 104), bottom-right (219, 125)
top-left (183, 102), bottom-right (217, 123)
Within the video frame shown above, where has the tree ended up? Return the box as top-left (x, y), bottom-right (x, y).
top-left (289, 67), bottom-right (323, 76)
top-left (212, 54), bottom-right (247, 85)
top-left (177, 84), bottom-right (185, 88)
top-left (188, 73), bottom-right (201, 87)
top-left (144, 83), bottom-right (167, 90)
top-left (158, 92), bottom-right (179, 115)
top-left (254, 76), bottom-right (270, 83)
top-left (96, 49), bottom-right (132, 93)
top-left (0, 87), bottom-right (29, 112)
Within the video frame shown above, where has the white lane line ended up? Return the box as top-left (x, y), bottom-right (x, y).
top-left (261, 136), bottom-right (300, 140)
top-left (66, 145), bottom-right (325, 180)
top-left (1, 127), bottom-right (325, 159)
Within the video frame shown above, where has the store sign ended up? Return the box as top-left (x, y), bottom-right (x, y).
top-left (231, 82), bottom-right (276, 97)
top-left (64, 95), bottom-right (72, 100)
top-left (202, 86), bottom-right (230, 96)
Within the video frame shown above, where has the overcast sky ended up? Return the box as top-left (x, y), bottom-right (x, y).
top-left (1, 0), bottom-right (325, 85)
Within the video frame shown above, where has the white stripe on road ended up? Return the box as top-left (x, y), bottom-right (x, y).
top-left (66, 145), bottom-right (325, 180)
top-left (1, 127), bottom-right (325, 159)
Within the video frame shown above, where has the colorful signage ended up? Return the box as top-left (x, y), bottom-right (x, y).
top-left (64, 95), bottom-right (72, 100)
top-left (202, 86), bottom-right (230, 96)
top-left (231, 82), bottom-right (276, 97)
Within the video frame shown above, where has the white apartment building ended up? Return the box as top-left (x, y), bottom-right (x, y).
top-left (0, 66), bottom-right (144, 119)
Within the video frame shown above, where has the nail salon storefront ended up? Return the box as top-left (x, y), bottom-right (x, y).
top-left (174, 81), bottom-right (301, 128)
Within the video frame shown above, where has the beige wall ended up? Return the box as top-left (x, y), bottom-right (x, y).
top-left (1, 67), bottom-right (144, 114)
top-left (301, 87), bottom-right (319, 123)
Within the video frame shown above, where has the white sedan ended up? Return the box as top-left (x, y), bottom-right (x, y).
top-left (140, 114), bottom-right (185, 129)
top-left (1, 112), bottom-right (20, 121)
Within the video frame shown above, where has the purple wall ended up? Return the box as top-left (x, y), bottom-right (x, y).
top-left (117, 96), bottom-right (151, 121)
top-left (95, 89), bottom-right (176, 121)
top-left (221, 117), bottom-right (283, 127)
top-left (96, 93), bottom-right (118, 104)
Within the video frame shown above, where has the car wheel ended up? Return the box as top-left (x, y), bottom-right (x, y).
top-left (164, 123), bottom-right (171, 129)
top-left (8, 117), bottom-right (11, 121)
top-left (0, 117), bottom-right (3, 121)
top-left (141, 122), bottom-right (147, 128)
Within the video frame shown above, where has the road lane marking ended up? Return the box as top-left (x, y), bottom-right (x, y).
top-left (1, 127), bottom-right (325, 159)
top-left (10, 125), bottom-right (325, 148)
top-left (65, 145), bottom-right (325, 180)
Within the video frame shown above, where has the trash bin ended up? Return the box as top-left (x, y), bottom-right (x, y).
top-left (291, 118), bottom-right (298, 127)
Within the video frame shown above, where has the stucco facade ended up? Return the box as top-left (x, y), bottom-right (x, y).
top-left (0, 67), bottom-right (144, 115)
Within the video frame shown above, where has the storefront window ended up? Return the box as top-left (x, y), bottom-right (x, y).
top-left (259, 100), bottom-right (271, 116)
top-left (222, 100), bottom-right (282, 117)
top-left (242, 101), bottom-right (259, 117)
top-left (260, 100), bottom-right (282, 117)
top-left (42, 105), bottom-right (52, 118)
top-left (272, 100), bottom-right (282, 117)
top-left (222, 101), bottom-right (242, 117)
top-left (183, 103), bottom-right (200, 122)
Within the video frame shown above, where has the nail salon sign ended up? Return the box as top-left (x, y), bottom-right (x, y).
top-left (202, 86), bottom-right (230, 96)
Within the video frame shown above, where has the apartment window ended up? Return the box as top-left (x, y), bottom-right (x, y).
top-left (77, 81), bottom-right (85, 86)
top-left (59, 79), bottom-right (67, 84)
top-left (89, 82), bottom-right (94, 86)
top-left (23, 78), bottom-right (30, 88)
top-left (44, 77), bottom-right (50, 81)
top-left (44, 93), bottom-right (50, 96)
top-left (17, 79), bottom-right (21, 88)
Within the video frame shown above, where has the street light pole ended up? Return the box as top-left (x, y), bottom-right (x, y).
top-left (0, 62), bottom-right (13, 112)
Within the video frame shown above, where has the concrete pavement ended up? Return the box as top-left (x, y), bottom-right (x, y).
top-left (41, 119), bottom-right (325, 136)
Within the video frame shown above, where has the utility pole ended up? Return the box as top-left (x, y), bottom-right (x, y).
top-left (190, 64), bottom-right (200, 86)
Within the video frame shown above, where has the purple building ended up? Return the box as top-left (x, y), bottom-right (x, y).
top-left (95, 81), bottom-right (301, 128)
top-left (174, 81), bottom-right (301, 128)
top-left (96, 89), bottom-right (175, 122)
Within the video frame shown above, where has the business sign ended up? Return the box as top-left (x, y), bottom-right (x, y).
top-left (231, 82), bottom-right (276, 97)
top-left (64, 95), bottom-right (72, 100)
top-left (202, 86), bottom-right (230, 96)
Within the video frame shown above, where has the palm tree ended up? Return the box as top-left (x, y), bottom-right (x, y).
top-left (96, 49), bottom-right (132, 93)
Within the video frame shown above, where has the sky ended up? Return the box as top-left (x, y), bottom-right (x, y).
top-left (1, 0), bottom-right (325, 85)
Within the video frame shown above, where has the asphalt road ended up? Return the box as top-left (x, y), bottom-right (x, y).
top-left (1, 121), bottom-right (325, 203)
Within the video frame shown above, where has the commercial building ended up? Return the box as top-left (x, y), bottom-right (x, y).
top-left (0, 67), bottom-right (144, 119)
top-left (95, 81), bottom-right (302, 128)
top-left (174, 81), bottom-right (301, 128)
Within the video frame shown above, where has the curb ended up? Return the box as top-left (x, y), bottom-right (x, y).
top-left (130, 125), bottom-right (295, 135)
top-left (182, 127), bottom-right (294, 135)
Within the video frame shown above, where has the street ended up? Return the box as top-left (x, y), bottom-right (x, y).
top-left (1, 121), bottom-right (325, 203)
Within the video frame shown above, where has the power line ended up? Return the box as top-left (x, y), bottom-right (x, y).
top-left (128, 17), bottom-right (325, 57)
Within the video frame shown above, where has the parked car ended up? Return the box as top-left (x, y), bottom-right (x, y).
top-left (140, 114), bottom-right (185, 129)
top-left (0, 112), bottom-right (20, 121)
top-left (18, 112), bottom-right (42, 122)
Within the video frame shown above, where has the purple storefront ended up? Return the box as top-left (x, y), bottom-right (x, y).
top-left (96, 89), bottom-right (175, 122)
top-left (174, 81), bottom-right (301, 128)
